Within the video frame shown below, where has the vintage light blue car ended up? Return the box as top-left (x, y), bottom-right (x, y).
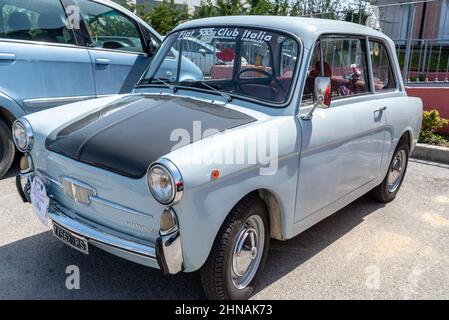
top-left (14, 16), bottom-right (422, 300)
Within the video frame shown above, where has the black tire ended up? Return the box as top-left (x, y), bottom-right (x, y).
top-left (200, 194), bottom-right (270, 300)
top-left (0, 119), bottom-right (15, 179)
top-left (372, 140), bottom-right (410, 203)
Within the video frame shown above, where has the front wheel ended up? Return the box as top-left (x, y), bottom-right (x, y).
top-left (201, 194), bottom-right (270, 300)
top-left (0, 119), bottom-right (15, 179)
top-left (372, 140), bottom-right (410, 203)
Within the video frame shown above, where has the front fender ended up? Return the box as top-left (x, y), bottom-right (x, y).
top-left (0, 91), bottom-right (25, 121)
top-left (166, 116), bottom-right (301, 272)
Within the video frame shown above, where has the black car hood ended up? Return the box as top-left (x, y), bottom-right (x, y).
top-left (45, 95), bottom-right (256, 179)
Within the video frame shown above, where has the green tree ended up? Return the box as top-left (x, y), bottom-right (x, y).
top-left (121, 0), bottom-right (189, 35)
top-left (247, 0), bottom-right (272, 15)
top-left (148, 0), bottom-right (190, 35)
top-left (193, 0), bottom-right (219, 18)
top-left (270, 0), bottom-right (289, 16)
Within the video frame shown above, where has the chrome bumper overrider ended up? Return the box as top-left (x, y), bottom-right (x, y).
top-left (16, 172), bottom-right (184, 275)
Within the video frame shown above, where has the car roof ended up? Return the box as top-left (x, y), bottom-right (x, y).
top-left (174, 16), bottom-right (388, 47)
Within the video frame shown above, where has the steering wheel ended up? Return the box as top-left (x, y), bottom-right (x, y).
top-left (234, 68), bottom-right (286, 95)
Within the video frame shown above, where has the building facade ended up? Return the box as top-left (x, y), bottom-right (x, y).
top-left (373, 0), bottom-right (449, 40)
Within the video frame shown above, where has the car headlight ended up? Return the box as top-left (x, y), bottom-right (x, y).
top-left (147, 159), bottom-right (183, 205)
top-left (12, 119), bottom-right (33, 152)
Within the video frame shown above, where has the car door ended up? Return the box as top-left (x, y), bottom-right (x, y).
top-left (0, 0), bottom-right (95, 112)
top-left (295, 36), bottom-right (386, 223)
top-left (369, 38), bottom-right (400, 166)
top-left (75, 0), bottom-right (158, 95)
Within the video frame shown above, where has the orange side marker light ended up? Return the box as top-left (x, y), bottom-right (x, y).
top-left (211, 169), bottom-right (220, 180)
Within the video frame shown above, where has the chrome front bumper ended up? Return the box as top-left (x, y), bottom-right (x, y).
top-left (17, 172), bottom-right (184, 275)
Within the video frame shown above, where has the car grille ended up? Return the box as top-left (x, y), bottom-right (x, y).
top-left (61, 177), bottom-right (96, 206)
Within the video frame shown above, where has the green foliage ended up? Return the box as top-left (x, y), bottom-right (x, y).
top-left (193, 0), bottom-right (344, 18)
top-left (419, 110), bottom-right (449, 146)
top-left (193, 0), bottom-right (219, 18)
top-left (270, 0), bottom-right (290, 16)
top-left (421, 110), bottom-right (449, 133)
top-left (148, 0), bottom-right (190, 35)
top-left (214, 0), bottom-right (247, 15)
top-left (247, 0), bottom-right (273, 15)
top-left (122, 0), bottom-right (189, 35)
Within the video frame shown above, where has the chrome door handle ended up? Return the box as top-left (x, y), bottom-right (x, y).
top-left (0, 53), bottom-right (16, 61)
top-left (95, 58), bottom-right (110, 65)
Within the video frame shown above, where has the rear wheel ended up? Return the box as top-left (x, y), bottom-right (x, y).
top-left (200, 194), bottom-right (270, 300)
top-left (372, 140), bottom-right (410, 203)
top-left (0, 119), bottom-right (15, 179)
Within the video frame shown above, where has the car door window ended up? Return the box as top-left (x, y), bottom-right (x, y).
top-left (370, 40), bottom-right (397, 92)
top-left (76, 0), bottom-right (144, 53)
top-left (321, 36), bottom-right (370, 98)
top-left (1, 1), bottom-right (74, 44)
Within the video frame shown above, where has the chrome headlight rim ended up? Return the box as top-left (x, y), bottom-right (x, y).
top-left (147, 158), bottom-right (183, 206)
top-left (12, 119), bottom-right (34, 152)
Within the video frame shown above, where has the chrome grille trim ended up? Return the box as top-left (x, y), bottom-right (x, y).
top-left (36, 171), bottom-right (153, 218)
top-left (60, 177), bottom-right (96, 206)
top-left (38, 171), bottom-right (153, 218)
top-left (90, 195), bottom-right (153, 218)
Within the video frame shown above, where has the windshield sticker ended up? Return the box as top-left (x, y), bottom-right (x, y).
top-left (179, 28), bottom-right (273, 43)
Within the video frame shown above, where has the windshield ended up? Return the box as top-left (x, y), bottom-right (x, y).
top-left (139, 27), bottom-right (300, 105)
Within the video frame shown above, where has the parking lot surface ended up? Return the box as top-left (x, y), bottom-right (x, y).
top-left (0, 159), bottom-right (448, 299)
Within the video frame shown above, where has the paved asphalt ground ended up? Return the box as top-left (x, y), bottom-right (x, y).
top-left (0, 159), bottom-right (448, 299)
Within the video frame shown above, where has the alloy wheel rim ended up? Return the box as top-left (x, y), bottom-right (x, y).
top-left (387, 149), bottom-right (407, 193)
top-left (231, 214), bottom-right (265, 290)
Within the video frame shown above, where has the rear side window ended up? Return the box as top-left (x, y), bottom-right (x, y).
top-left (0, 2), bottom-right (74, 44)
top-left (370, 40), bottom-right (397, 91)
top-left (76, 0), bottom-right (144, 53)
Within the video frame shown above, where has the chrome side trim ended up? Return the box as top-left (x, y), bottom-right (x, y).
top-left (44, 174), bottom-right (63, 188)
top-left (23, 96), bottom-right (97, 108)
top-left (90, 195), bottom-right (153, 218)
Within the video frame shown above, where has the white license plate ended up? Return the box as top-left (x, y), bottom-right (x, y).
top-left (30, 176), bottom-right (50, 226)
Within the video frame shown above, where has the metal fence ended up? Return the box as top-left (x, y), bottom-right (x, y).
top-left (303, 0), bottom-right (449, 86)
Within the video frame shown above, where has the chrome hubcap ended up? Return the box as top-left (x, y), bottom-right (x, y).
top-left (231, 215), bottom-right (265, 289)
top-left (387, 149), bottom-right (407, 193)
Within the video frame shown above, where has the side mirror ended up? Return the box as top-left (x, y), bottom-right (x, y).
top-left (198, 48), bottom-right (206, 57)
top-left (302, 77), bottom-right (331, 120)
top-left (146, 39), bottom-right (159, 57)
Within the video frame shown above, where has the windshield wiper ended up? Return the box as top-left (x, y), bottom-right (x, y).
top-left (179, 80), bottom-right (232, 103)
top-left (140, 76), bottom-right (176, 92)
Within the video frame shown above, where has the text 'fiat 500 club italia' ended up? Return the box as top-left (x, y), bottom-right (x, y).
top-left (15, 16), bottom-right (422, 300)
